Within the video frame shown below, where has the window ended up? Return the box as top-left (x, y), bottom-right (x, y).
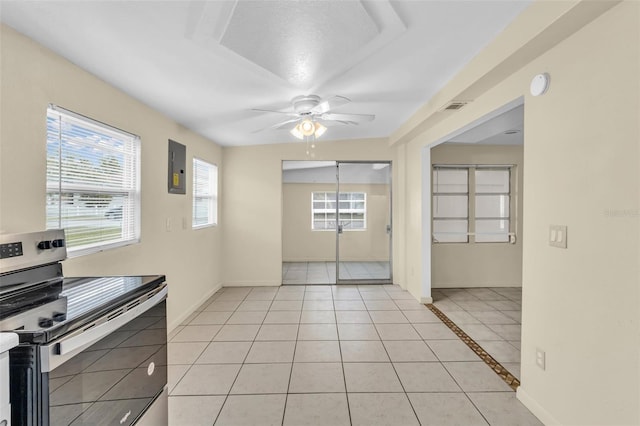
top-left (432, 165), bottom-right (512, 244)
top-left (192, 158), bottom-right (218, 228)
top-left (432, 168), bottom-right (469, 242)
top-left (46, 105), bottom-right (140, 255)
top-left (475, 168), bottom-right (510, 242)
top-left (312, 192), bottom-right (366, 231)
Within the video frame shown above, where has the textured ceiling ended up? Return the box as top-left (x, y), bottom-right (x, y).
top-left (0, 0), bottom-right (532, 146)
top-left (218, 1), bottom-right (380, 87)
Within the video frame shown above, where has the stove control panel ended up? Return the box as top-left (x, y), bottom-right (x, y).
top-left (0, 229), bottom-right (66, 273)
top-left (0, 241), bottom-right (23, 259)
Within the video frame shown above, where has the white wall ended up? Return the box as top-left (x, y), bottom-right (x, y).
top-left (431, 144), bottom-right (524, 287)
top-left (399, 2), bottom-right (639, 424)
top-left (0, 25), bottom-right (224, 330)
top-left (222, 139), bottom-right (398, 287)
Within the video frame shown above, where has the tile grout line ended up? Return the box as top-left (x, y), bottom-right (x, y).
top-left (211, 288), bottom-right (264, 425)
top-left (426, 303), bottom-right (521, 391)
top-left (335, 285), bottom-right (354, 426)
top-left (407, 303), bottom-right (493, 425)
top-left (168, 292), bottom-right (230, 398)
top-left (376, 291), bottom-right (423, 425)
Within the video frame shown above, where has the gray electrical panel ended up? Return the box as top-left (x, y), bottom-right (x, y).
top-left (168, 139), bottom-right (186, 194)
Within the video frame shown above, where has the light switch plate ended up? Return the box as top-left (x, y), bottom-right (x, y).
top-left (536, 348), bottom-right (546, 370)
top-left (549, 225), bottom-right (567, 248)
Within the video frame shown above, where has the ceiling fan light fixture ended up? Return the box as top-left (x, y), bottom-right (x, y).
top-left (290, 125), bottom-right (304, 140)
top-left (300, 119), bottom-right (315, 136)
top-left (291, 119), bottom-right (326, 140)
top-left (314, 122), bottom-right (327, 138)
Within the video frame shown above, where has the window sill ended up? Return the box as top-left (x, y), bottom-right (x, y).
top-left (192, 223), bottom-right (217, 230)
top-left (67, 238), bottom-right (140, 258)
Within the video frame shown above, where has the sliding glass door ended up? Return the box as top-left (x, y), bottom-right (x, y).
top-left (281, 160), bottom-right (392, 285)
top-left (336, 162), bottom-right (392, 284)
top-left (282, 161), bottom-right (337, 284)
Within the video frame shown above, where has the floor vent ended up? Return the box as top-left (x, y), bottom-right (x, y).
top-left (426, 303), bottom-right (521, 391)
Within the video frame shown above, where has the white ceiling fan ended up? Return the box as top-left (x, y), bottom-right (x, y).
top-left (252, 95), bottom-right (375, 139)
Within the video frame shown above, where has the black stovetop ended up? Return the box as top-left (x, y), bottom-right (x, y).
top-left (0, 273), bottom-right (165, 344)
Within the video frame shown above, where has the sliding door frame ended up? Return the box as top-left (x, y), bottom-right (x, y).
top-left (335, 161), bottom-right (393, 285)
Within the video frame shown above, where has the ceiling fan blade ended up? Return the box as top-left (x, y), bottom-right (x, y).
top-left (320, 112), bottom-right (375, 122)
top-left (251, 108), bottom-right (299, 117)
top-left (252, 117), bottom-right (300, 133)
top-left (311, 95), bottom-right (351, 114)
top-left (318, 119), bottom-right (358, 127)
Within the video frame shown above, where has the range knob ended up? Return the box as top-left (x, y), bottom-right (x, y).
top-left (52, 312), bottom-right (67, 322)
top-left (52, 239), bottom-right (65, 248)
top-left (37, 240), bottom-right (52, 250)
top-left (38, 317), bottom-right (54, 328)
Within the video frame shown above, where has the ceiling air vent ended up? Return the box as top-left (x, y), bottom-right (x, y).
top-left (440, 100), bottom-right (470, 111)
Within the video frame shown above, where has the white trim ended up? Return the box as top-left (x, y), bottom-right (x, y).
top-left (67, 238), bottom-right (141, 258)
top-left (420, 297), bottom-right (433, 304)
top-left (224, 281), bottom-right (282, 287)
top-left (49, 103), bottom-right (140, 140)
top-left (167, 281), bottom-right (222, 332)
top-left (421, 146), bottom-right (432, 302)
top-left (517, 386), bottom-right (559, 425)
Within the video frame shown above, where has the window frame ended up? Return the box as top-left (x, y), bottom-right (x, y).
top-left (192, 157), bottom-right (218, 229)
top-left (474, 167), bottom-right (511, 243)
top-left (311, 191), bottom-right (367, 231)
top-left (46, 105), bottom-right (141, 257)
top-left (432, 167), bottom-right (469, 243)
top-left (432, 164), bottom-right (514, 244)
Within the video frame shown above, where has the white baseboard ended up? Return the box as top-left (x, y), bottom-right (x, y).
top-left (223, 281), bottom-right (282, 287)
top-left (517, 386), bottom-right (559, 425)
top-left (420, 296), bottom-right (433, 304)
top-left (283, 259), bottom-right (390, 263)
top-left (168, 282), bottom-right (222, 332)
top-left (432, 283), bottom-right (522, 288)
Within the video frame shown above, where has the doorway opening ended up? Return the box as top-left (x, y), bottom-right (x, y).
top-left (424, 99), bottom-right (525, 380)
top-left (282, 161), bottom-right (392, 285)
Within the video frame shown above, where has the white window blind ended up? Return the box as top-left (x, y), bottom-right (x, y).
top-left (475, 168), bottom-right (510, 242)
top-left (193, 158), bottom-right (218, 228)
top-left (432, 168), bottom-right (469, 243)
top-left (46, 105), bottom-right (140, 255)
top-left (312, 192), bottom-right (366, 230)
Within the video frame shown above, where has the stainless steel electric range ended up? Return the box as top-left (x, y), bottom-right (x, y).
top-left (0, 230), bottom-right (168, 425)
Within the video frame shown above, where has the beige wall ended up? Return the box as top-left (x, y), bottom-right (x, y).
top-left (399, 2), bottom-right (639, 424)
top-left (222, 139), bottom-right (397, 287)
top-left (0, 25), bottom-right (224, 330)
top-left (431, 144), bottom-right (523, 287)
top-left (282, 183), bottom-right (390, 262)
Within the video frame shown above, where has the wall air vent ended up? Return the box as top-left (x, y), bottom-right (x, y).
top-left (440, 100), bottom-right (470, 111)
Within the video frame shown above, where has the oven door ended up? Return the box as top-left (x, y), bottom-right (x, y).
top-left (11, 290), bottom-right (167, 425)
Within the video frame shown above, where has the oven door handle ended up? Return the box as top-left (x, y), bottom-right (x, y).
top-left (40, 285), bottom-right (167, 373)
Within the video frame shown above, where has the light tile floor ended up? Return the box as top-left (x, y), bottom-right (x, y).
top-left (432, 287), bottom-right (522, 379)
top-left (282, 262), bottom-right (390, 284)
top-left (168, 285), bottom-right (540, 425)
